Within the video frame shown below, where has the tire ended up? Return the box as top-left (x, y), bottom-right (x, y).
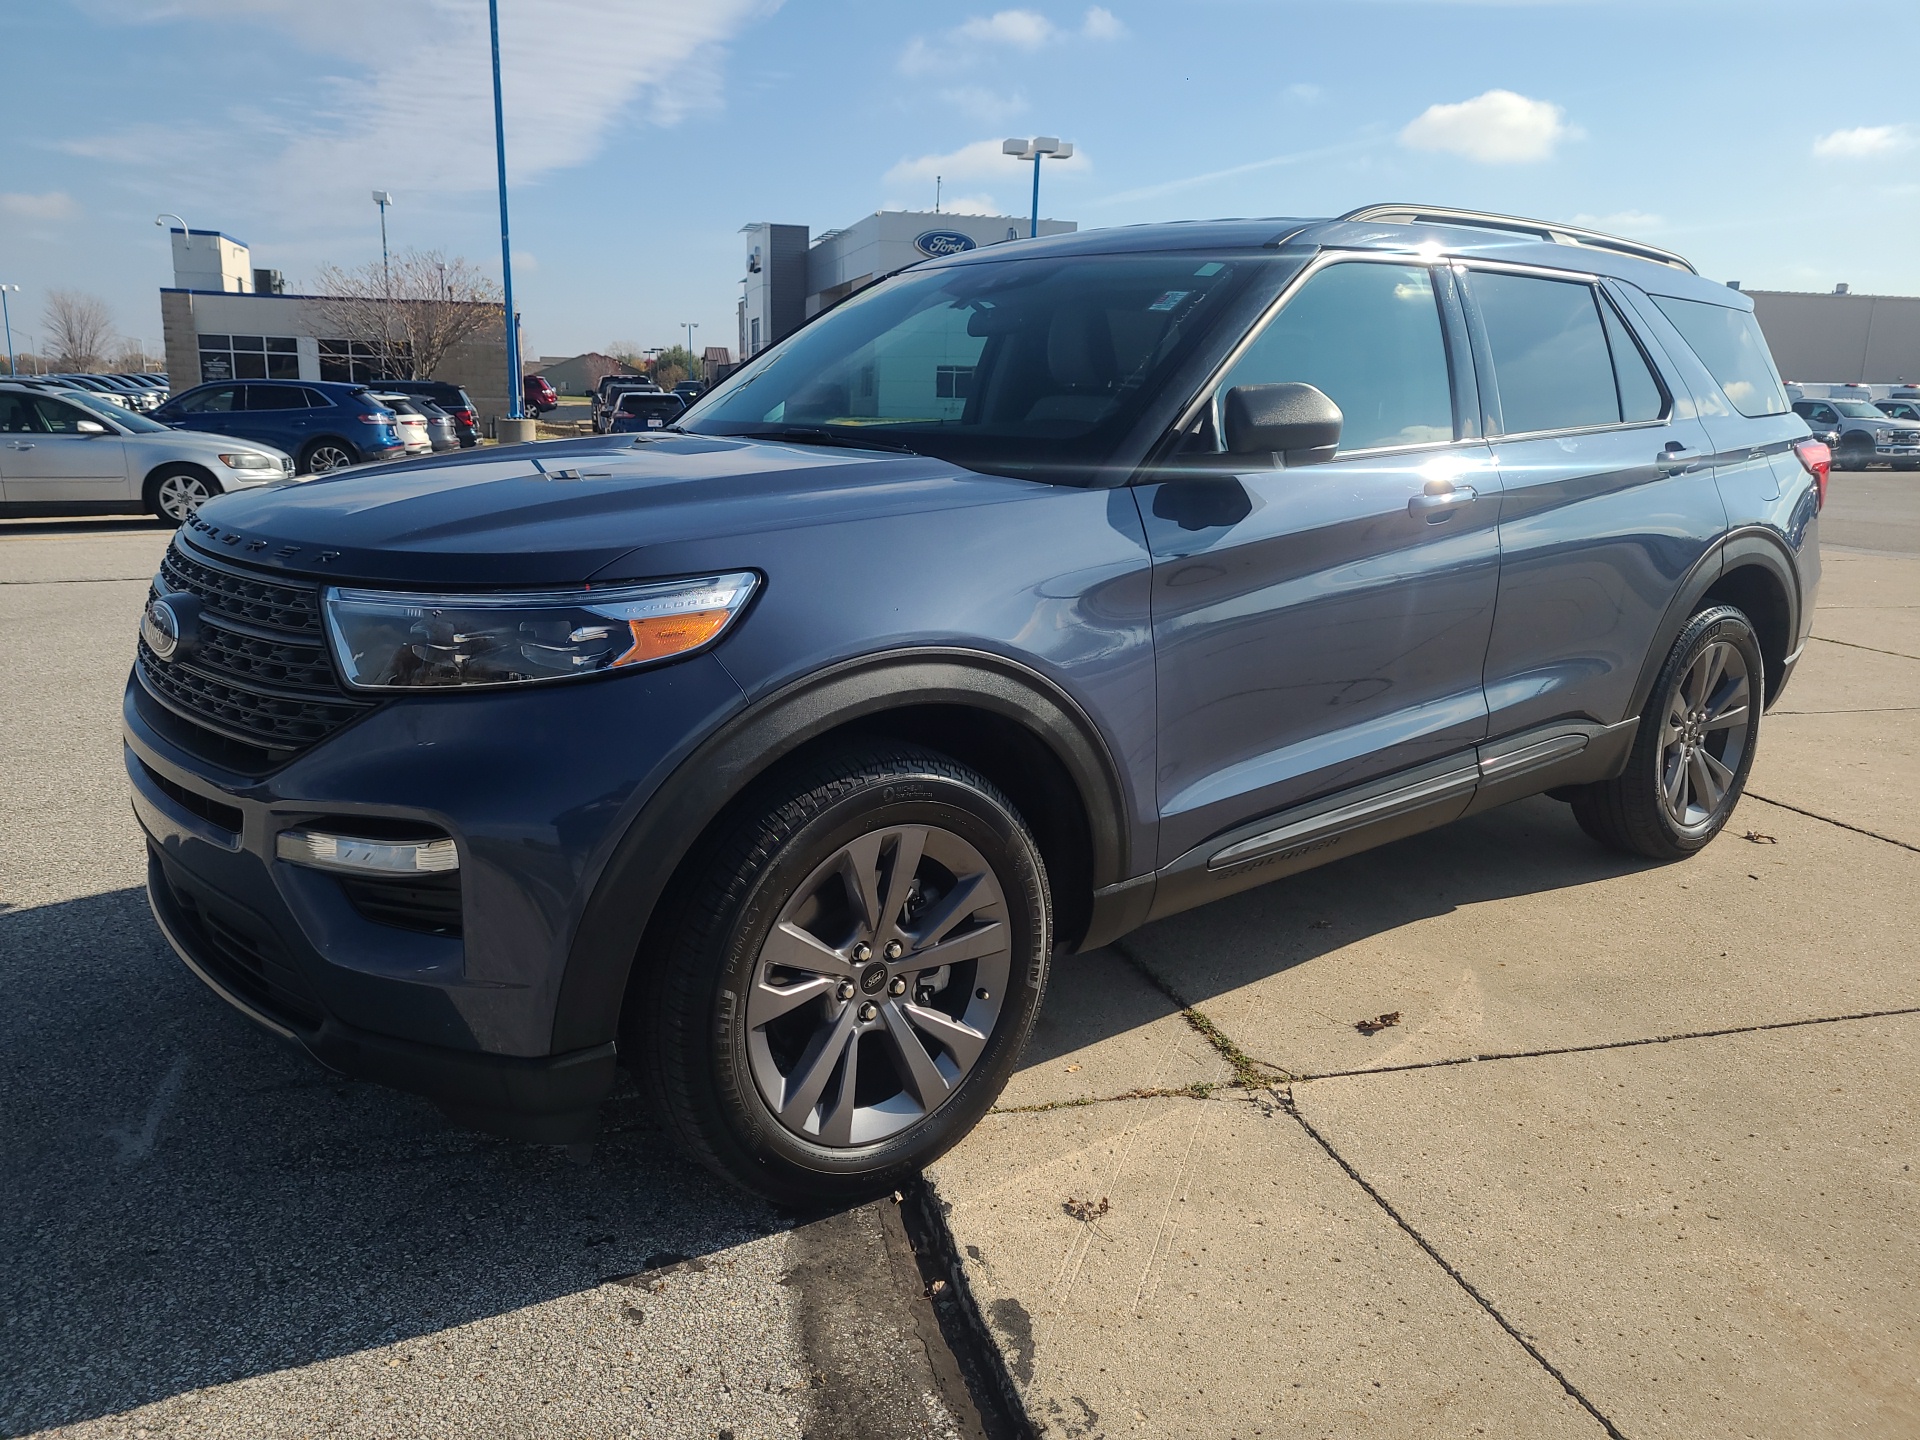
top-left (1836, 437), bottom-right (1874, 471)
top-left (1569, 605), bottom-right (1763, 860)
top-left (634, 742), bottom-right (1051, 1206)
top-left (300, 438), bottom-right (359, 475)
top-left (144, 465), bottom-right (220, 523)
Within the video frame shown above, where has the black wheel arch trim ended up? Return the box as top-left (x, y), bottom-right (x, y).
top-left (1627, 526), bottom-right (1802, 722)
top-left (550, 646), bottom-right (1134, 1053)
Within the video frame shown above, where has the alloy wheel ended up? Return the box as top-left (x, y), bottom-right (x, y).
top-left (745, 823), bottom-right (1012, 1147)
top-left (1657, 638), bottom-right (1752, 833)
top-left (155, 472), bottom-right (213, 521)
top-left (307, 444), bottom-right (353, 474)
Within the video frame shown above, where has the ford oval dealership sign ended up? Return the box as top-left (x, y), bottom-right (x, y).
top-left (914, 229), bottom-right (978, 258)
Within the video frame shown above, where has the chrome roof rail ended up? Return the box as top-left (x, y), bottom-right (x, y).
top-left (1336, 203), bottom-right (1697, 274)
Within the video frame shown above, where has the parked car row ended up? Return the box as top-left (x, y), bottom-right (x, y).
top-left (588, 374), bottom-right (702, 433)
top-left (3, 371), bottom-right (170, 412)
top-left (1790, 396), bottom-right (1920, 470)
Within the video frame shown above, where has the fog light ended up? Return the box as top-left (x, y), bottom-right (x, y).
top-left (276, 829), bottom-right (458, 875)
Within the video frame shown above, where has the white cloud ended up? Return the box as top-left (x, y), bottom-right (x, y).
top-left (0, 191), bottom-right (78, 221)
top-left (62, 0), bottom-right (771, 237)
top-left (902, 6), bottom-right (1124, 73)
top-left (940, 86), bottom-right (1030, 123)
top-left (937, 193), bottom-right (1003, 216)
top-left (1400, 89), bottom-right (1572, 163)
top-left (885, 137), bottom-right (1089, 188)
top-left (1571, 210), bottom-right (1664, 233)
top-left (1287, 83), bottom-right (1322, 103)
top-left (1812, 124), bottom-right (1913, 159)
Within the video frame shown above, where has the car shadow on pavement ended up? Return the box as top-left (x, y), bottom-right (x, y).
top-left (1019, 793), bottom-right (1661, 1072)
top-left (0, 886), bottom-right (782, 1435)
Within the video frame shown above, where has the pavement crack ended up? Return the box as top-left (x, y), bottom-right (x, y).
top-left (1746, 791), bottom-right (1920, 854)
top-left (991, 1081), bottom-right (1221, 1115)
top-left (1279, 1085), bottom-right (1628, 1439)
top-left (1110, 940), bottom-right (1291, 1088)
top-left (1291, 1005), bottom-right (1920, 1083)
top-left (1808, 634), bottom-right (1920, 662)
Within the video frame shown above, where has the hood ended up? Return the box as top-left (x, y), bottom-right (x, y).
top-left (140, 427), bottom-right (292, 459)
top-left (177, 433), bottom-right (1046, 586)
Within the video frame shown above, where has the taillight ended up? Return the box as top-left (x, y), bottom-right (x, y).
top-left (358, 413), bottom-right (392, 424)
top-left (1793, 437), bottom-right (1831, 510)
top-left (455, 408), bottom-right (475, 425)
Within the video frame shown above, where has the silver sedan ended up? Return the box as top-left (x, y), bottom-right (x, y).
top-left (0, 384), bottom-right (295, 523)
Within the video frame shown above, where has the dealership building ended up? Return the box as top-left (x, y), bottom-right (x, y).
top-left (737, 210), bottom-right (1076, 360)
top-left (157, 227), bottom-right (513, 427)
top-left (1745, 285), bottom-right (1920, 386)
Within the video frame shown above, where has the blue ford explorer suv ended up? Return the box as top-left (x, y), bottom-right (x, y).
top-left (126, 205), bottom-right (1825, 1204)
top-left (152, 378), bottom-right (405, 475)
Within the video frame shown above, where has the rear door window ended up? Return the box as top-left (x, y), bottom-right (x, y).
top-left (1650, 296), bottom-right (1789, 417)
top-left (1216, 261), bottom-right (1455, 453)
top-left (1599, 298), bottom-right (1667, 422)
top-left (0, 394), bottom-right (39, 432)
top-left (1468, 271), bottom-right (1620, 434)
top-left (245, 385), bottom-right (305, 411)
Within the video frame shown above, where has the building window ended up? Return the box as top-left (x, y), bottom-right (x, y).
top-left (750, 318), bottom-right (761, 355)
top-left (935, 365), bottom-right (974, 400)
top-left (317, 338), bottom-right (401, 383)
top-left (199, 333), bottom-right (298, 383)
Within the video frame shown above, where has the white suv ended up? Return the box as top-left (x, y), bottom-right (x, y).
top-left (0, 384), bottom-right (294, 522)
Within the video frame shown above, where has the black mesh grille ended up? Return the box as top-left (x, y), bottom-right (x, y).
top-left (138, 542), bottom-right (374, 757)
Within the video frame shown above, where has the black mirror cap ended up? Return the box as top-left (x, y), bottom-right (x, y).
top-left (1223, 382), bottom-right (1342, 466)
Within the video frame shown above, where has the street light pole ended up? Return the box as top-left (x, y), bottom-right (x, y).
top-left (0, 285), bottom-right (18, 376)
top-left (1003, 137), bottom-right (1072, 238)
top-left (488, 0), bottom-right (524, 422)
top-left (683, 322), bottom-right (698, 357)
top-left (372, 191), bottom-right (394, 299)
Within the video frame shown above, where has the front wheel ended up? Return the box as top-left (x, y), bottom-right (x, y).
top-left (145, 466), bottom-right (219, 523)
top-left (635, 743), bottom-right (1051, 1206)
top-left (300, 438), bottom-right (359, 475)
top-left (1569, 605), bottom-right (1763, 860)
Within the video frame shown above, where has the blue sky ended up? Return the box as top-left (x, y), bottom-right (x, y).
top-left (2, 0), bottom-right (1914, 361)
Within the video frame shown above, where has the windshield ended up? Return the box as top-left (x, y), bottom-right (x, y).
top-left (1833, 400), bottom-right (1885, 418)
top-left (681, 253), bottom-right (1265, 482)
top-left (64, 391), bottom-right (170, 432)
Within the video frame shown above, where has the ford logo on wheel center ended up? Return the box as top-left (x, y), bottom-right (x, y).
top-left (913, 229), bottom-right (978, 258)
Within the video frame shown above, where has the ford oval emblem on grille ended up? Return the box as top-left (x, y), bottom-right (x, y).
top-left (142, 597), bottom-right (181, 660)
top-left (914, 229), bottom-right (977, 258)
top-left (141, 592), bottom-right (201, 663)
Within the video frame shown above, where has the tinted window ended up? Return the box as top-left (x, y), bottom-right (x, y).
top-left (1809, 404), bottom-right (1837, 424)
top-left (176, 386), bottom-right (239, 414)
top-left (1651, 296), bottom-right (1789, 417)
top-left (1600, 298), bottom-right (1666, 422)
top-left (0, 394), bottom-right (37, 432)
top-left (1217, 262), bottom-right (1454, 453)
top-left (1471, 272), bottom-right (1619, 434)
top-left (245, 385), bottom-right (306, 411)
top-left (30, 397), bottom-right (96, 434)
top-left (303, 388), bottom-right (336, 409)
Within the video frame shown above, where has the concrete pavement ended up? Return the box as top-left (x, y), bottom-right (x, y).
top-left (928, 474), bottom-right (1920, 1437)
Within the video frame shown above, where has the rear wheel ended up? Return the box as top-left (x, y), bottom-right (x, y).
top-left (1836, 435), bottom-right (1875, 471)
top-left (300, 438), bottom-right (358, 474)
top-left (1569, 605), bottom-right (1762, 860)
top-left (144, 466), bottom-right (219, 523)
top-left (635, 743), bottom-right (1051, 1206)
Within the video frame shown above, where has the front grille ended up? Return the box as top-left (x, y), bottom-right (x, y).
top-left (138, 542), bottom-right (375, 758)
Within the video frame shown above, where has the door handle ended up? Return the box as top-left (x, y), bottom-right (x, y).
top-left (1657, 442), bottom-right (1706, 473)
top-left (1408, 482), bottom-right (1477, 521)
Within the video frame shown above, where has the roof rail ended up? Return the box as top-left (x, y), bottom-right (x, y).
top-left (1335, 203), bottom-right (1697, 274)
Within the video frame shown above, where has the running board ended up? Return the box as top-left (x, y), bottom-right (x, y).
top-left (1208, 763), bottom-right (1479, 872)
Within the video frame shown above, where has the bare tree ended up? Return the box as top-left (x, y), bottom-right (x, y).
top-left (111, 338), bottom-right (161, 373)
top-left (310, 249), bottom-right (503, 380)
top-left (43, 290), bottom-right (114, 371)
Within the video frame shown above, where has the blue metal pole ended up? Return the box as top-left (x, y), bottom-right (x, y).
top-left (1030, 154), bottom-right (1041, 239)
top-left (488, 0), bottom-right (523, 421)
top-left (1, 289), bottom-right (15, 377)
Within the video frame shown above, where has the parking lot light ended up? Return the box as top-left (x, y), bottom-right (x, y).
top-left (372, 191), bottom-right (395, 299)
top-left (1002, 137), bottom-right (1073, 239)
top-left (0, 284), bottom-right (18, 376)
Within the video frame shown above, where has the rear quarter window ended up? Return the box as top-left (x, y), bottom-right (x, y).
top-left (1651, 296), bottom-right (1789, 418)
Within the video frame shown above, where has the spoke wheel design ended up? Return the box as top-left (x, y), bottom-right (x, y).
top-left (154, 472), bottom-right (213, 521)
top-left (1657, 638), bottom-right (1751, 834)
top-left (306, 443), bottom-right (354, 474)
top-left (746, 823), bottom-right (1011, 1148)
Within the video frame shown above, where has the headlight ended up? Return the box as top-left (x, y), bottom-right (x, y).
top-left (1877, 429), bottom-right (1897, 445)
top-left (323, 571), bottom-right (759, 690)
top-left (218, 452), bottom-right (276, 470)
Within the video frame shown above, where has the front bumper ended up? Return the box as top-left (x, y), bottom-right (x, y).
top-left (125, 648), bottom-right (747, 1138)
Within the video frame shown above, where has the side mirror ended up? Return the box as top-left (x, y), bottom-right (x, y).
top-left (76, 419), bottom-right (109, 435)
top-left (1222, 382), bottom-right (1342, 466)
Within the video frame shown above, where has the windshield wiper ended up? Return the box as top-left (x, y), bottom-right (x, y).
top-left (730, 425), bottom-right (923, 455)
